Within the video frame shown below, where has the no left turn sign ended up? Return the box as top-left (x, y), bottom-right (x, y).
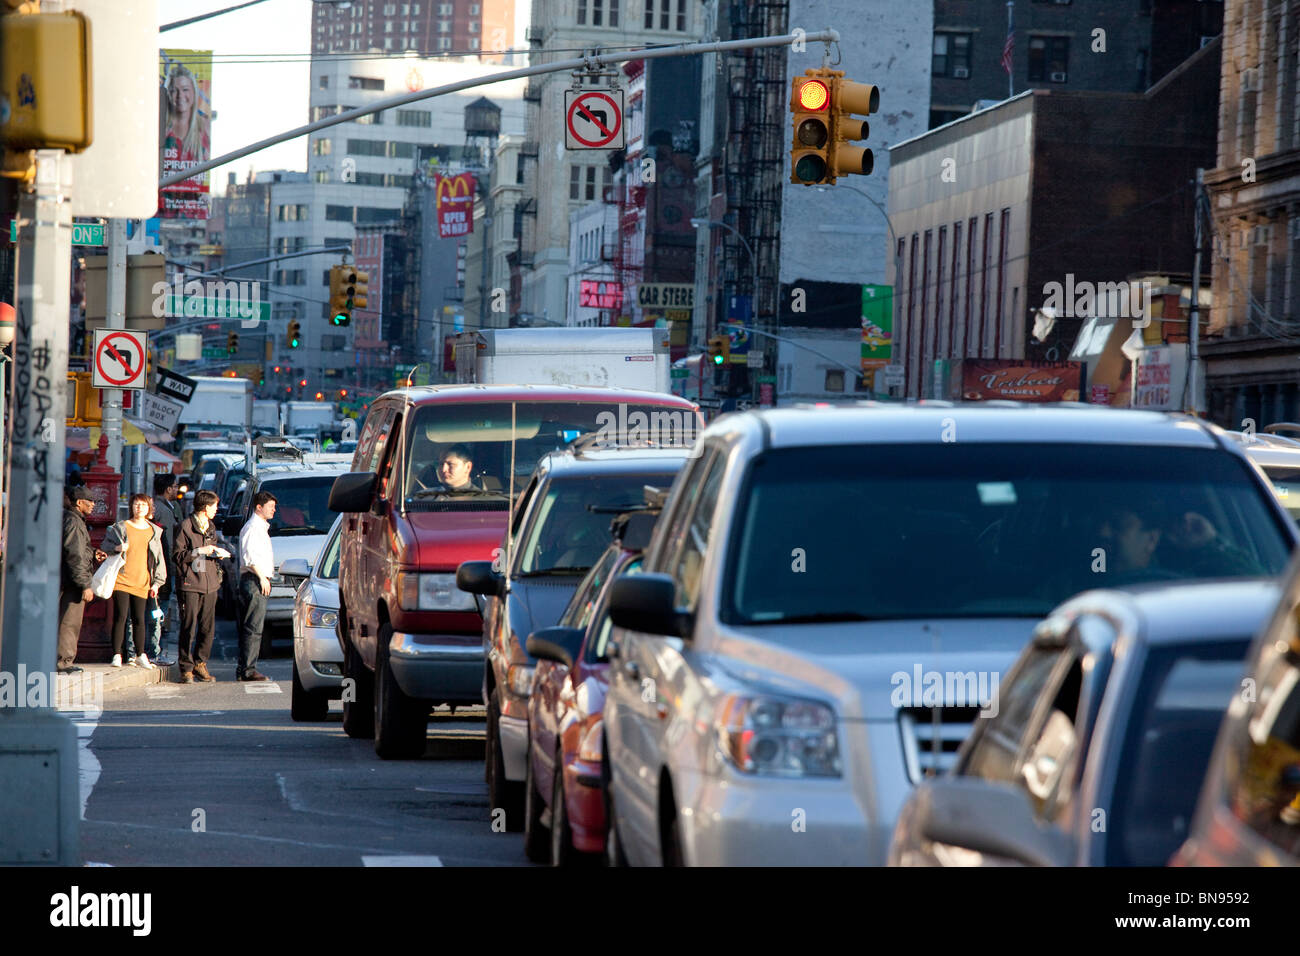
top-left (565, 89), bottom-right (625, 150)
top-left (92, 329), bottom-right (147, 390)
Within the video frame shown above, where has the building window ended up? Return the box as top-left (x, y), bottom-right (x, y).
top-left (385, 37), bottom-right (393, 49)
top-left (469, 21), bottom-right (479, 33)
top-left (275, 269), bottom-right (306, 286)
top-left (397, 109), bottom-right (432, 127)
top-left (318, 75), bottom-right (329, 89)
top-left (1028, 36), bottom-right (1069, 82)
top-left (676, 0), bottom-right (686, 31)
top-left (469, 39), bottom-right (479, 49)
top-left (326, 204), bottom-right (354, 222)
top-left (585, 166), bottom-right (598, 200)
top-left (438, 37), bottom-right (452, 49)
top-left (439, 3), bottom-right (451, 12)
top-left (933, 33), bottom-right (972, 78)
top-left (347, 138), bottom-right (386, 156)
top-left (570, 165), bottom-right (581, 200)
top-left (824, 370), bottom-right (845, 393)
top-left (644, 0), bottom-right (653, 29)
top-left (388, 141), bottom-right (415, 158)
top-left (348, 75), bottom-right (384, 91)
top-left (578, 0), bottom-right (587, 24)
top-left (276, 203), bottom-right (309, 221)
top-left (355, 110), bottom-right (384, 125)
top-left (275, 236), bottom-right (306, 254)
top-left (438, 20), bottom-right (449, 32)
top-left (311, 138), bottom-right (332, 156)
top-left (610, 0), bottom-right (619, 27)
top-left (314, 170), bottom-right (330, 183)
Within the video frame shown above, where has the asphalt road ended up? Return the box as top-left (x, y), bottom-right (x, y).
top-left (78, 618), bottom-right (528, 867)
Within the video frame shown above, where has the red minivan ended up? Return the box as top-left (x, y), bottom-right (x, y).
top-left (328, 384), bottom-right (701, 758)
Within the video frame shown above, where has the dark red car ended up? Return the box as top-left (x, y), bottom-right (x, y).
top-left (522, 509), bottom-right (659, 865)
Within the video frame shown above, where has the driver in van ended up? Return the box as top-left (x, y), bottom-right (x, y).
top-left (415, 443), bottom-right (480, 492)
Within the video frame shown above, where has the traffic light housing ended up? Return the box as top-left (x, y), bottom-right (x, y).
top-left (789, 69), bottom-right (879, 186)
top-left (226, 331), bottom-right (239, 355)
top-left (329, 265), bottom-right (370, 327)
top-left (708, 334), bottom-right (731, 366)
top-left (287, 320), bottom-right (301, 349)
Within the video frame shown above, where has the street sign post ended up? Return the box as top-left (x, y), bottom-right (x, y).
top-left (883, 364), bottom-right (905, 388)
top-left (134, 391), bottom-right (184, 432)
top-left (565, 89), bottom-right (625, 150)
top-left (91, 328), bottom-right (147, 390)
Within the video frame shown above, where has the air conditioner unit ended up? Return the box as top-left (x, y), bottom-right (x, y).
top-left (952, 66), bottom-right (970, 78)
top-left (1242, 68), bottom-right (1260, 92)
top-left (1050, 71), bottom-right (1068, 83)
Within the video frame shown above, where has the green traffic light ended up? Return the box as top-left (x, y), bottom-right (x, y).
top-left (713, 353), bottom-right (724, 365)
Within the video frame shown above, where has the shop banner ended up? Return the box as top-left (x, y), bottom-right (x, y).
top-left (960, 359), bottom-right (1083, 402)
top-left (435, 173), bottom-right (476, 238)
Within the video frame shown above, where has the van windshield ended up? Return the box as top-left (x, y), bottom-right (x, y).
top-left (403, 400), bottom-right (699, 509)
top-left (723, 443), bottom-right (1293, 624)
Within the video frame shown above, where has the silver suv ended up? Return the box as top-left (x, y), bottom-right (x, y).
top-left (601, 404), bottom-right (1298, 866)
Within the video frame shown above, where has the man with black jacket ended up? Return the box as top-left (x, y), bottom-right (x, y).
top-left (174, 490), bottom-right (231, 683)
top-left (58, 486), bottom-right (100, 674)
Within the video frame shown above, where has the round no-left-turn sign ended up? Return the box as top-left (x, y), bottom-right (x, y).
top-left (92, 329), bottom-right (147, 390)
top-left (565, 89), bottom-right (625, 150)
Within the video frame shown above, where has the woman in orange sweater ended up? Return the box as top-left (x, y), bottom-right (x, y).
top-left (103, 493), bottom-right (168, 669)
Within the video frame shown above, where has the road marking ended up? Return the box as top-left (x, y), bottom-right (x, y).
top-left (76, 719), bottom-right (100, 820)
top-left (362, 855), bottom-right (444, 867)
top-left (243, 683), bottom-right (283, 694)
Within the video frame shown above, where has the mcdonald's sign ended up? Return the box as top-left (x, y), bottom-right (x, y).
top-left (435, 172), bottom-right (476, 238)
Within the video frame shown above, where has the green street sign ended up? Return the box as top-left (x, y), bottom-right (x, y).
top-left (756, 374), bottom-right (777, 384)
top-left (201, 347), bottom-right (227, 359)
top-left (671, 368), bottom-right (689, 379)
top-left (10, 220), bottom-right (106, 245)
top-left (165, 295), bottom-right (270, 322)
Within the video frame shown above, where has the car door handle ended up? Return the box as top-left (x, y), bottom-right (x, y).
top-left (623, 660), bottom-right (639, 681)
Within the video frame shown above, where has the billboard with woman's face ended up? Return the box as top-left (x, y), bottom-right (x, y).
top-left (158, 49), bottom-right (213, 220)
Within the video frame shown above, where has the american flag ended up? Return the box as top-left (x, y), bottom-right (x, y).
top-left (1000, 30), bottom-right (1015, 75)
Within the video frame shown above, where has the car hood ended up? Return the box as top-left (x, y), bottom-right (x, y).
top-left (404, 509), bottom-right (509, 570)
top-left (508, 576), bottom-right (586, 661)
top-left (269, 534), bottom-right (328, 574)
top-left (303, 576), bottom-right (339, 611)
top-left (709, 618), bottom-right (1036, 721)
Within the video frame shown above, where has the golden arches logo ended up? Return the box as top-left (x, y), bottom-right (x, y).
top-left (436, 173), bottom-right (475, 211)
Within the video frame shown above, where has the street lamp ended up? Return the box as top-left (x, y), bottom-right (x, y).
top-left (690, 217), bottom-right (761, 362)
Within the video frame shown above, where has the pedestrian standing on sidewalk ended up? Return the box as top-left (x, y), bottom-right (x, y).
top-left (174, 489), bottom-right (229, 683)
top-left (236, 491), bottom-right (276, 682)
top-left (151, 473), bottom-right (181, 665)
top-left (103, 493), bottom-right (167, 670)
top-left (57, 486), bottom-right (101, 675)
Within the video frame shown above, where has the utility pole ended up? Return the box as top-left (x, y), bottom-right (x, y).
top-left (0, 150), bottom-right (81, 864)
top-left (101, 218), bottom-right (128, 489)
top-left (1187, 168), bottom-right (1206, 417)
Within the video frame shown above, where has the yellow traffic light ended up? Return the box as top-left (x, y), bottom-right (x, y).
top-left (708, 334), bottom-right (731, 366)
top-left (287, 320), bottom-right (301, 348)
top-left (829, 75), bottom-right (879, 180)
top-left (226, 331), bottom-right (239, 354)
top-left (790, 70), bottom-right (833, 186)
top-left (348, 269), bottom-right (369, 311)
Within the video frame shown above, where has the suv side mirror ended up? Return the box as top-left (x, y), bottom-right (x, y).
top-left (329, 472), bottom-right (378, 513)
top-left (608, 573), bottom-right (692, 638)
top-left (457, 560), bottom-right (505, 598)
top-left (526, 626), bottom-right (586, 668)
top-left (279, 558), bottom-right (311, 584)
top-left (910, 777), bottom-right (1074, 867)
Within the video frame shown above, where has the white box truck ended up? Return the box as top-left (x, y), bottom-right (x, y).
top-left (252, 400), bottom-right (281, 434)
top-left (283, 401), bottom-right (335, 437)
top-left (453, 327), bottom-right (672, 393)
top-left (179, 376), bottom-right (253, 431)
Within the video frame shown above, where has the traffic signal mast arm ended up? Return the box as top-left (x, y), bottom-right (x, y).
top-left (159, 31), bottom-right (842, 188)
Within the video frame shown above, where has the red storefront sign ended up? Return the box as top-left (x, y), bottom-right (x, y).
top-left (960, 359), bottom-right (1083, 402)
top-left (435, 173), bottom-right (476, 238)
top-left (579, 279), bottom-right (623, 310)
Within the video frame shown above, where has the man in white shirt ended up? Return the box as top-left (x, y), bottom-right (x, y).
top-left (236, 491), bottom-right (277, 682)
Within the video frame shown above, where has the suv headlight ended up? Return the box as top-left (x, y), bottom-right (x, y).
top-left (397, 572), bottom-right (477, 612)
top-left (715, 694), bottom-right (841, 777)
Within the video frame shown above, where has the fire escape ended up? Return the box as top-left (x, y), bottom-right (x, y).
top-left (723, 0), bottom-right (787, 376)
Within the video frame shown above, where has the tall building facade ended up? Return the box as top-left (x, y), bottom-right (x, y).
top-left (1202, 0), bottom-right (1300, 427)
top-left (930, 0), bottom-right (1224, 128)
top-left (312, 0), bottom-right (517, 62)
top-left (519, 0), bottom-right (702, 328)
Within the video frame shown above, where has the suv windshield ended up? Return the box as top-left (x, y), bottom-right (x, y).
top-left (724, 443), bottom-right (1293, 624)
top-left (403, 401), bottom-right (698, 508)
top-left (518, 472), bottom-right (679, 575)
top-left (263, 475), bottom-right (341, 536)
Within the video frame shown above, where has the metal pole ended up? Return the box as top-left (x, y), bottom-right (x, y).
top-left (1007, 2), bottom-right (1015, 100)
top-left (102, 218), bottom-right (127, 491)
top-left (1188, 168), bottom-right (1205, 417)
top-left (0, 149), bottom-right (80, 865)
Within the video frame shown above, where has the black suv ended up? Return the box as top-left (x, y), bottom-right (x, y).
top-left (458, 445), bottom-right (690, 828)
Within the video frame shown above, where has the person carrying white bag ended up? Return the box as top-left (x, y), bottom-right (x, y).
top-left (101, 493), bottom-right (168, 669)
